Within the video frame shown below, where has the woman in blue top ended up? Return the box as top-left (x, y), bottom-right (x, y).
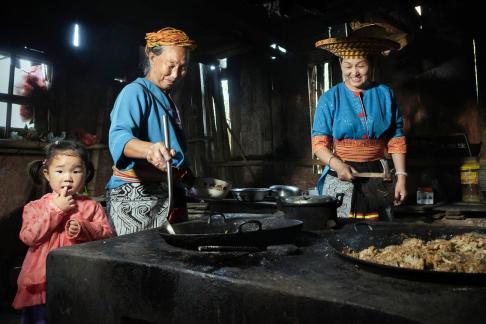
top-left (312, 34), bottom-right (407, 220)
top-left (106, 27), bottom-right (196, 235)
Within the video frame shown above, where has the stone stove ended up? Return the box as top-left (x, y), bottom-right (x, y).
top-left (47, 227), bottom-right (486, 324)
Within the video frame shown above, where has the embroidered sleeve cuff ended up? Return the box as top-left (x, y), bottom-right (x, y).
top-left (387, 136), bottom-right (407, 154)
top-left (312, 135), bottom-right (333, 155)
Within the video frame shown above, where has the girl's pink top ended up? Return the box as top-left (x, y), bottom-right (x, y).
top-left (12, 193), bottom-right (113, 309)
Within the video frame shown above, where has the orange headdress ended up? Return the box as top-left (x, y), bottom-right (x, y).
top-left (145, 27), bottom-right (196, 52)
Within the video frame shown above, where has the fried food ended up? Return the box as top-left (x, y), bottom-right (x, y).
top-left (344, 232), bottom-right (486, 273)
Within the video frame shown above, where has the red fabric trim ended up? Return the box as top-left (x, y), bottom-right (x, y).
top-left (387, 136), bottom-right (407, 154)
top-left (334, 139), bottom-right (385, 162)
top-left (312, 135), bottom-right (333, 154)
top-left (112, 165), bottom-right (191, 183)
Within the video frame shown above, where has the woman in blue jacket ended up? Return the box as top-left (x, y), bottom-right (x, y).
top-left (106, 27), bottom-right (196, 235)
top-left (312, 35), bottom-right (407, 220)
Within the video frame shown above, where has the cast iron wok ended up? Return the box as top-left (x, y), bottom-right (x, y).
top-left (327, 222), bottom-right (486, 284)
top-left (159, 214), bottom-right (303, 250)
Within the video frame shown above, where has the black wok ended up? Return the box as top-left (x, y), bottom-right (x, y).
top-left (327, 222), bottom-right (486, 284)
top-left (159, 213), bottom-right (303, 250)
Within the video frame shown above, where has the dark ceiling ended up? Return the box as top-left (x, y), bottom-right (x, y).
top-left (0, 0), bottom-right (479, 75)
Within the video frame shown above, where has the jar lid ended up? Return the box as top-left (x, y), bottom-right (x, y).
top-left (280, 195), bottom-right (336, 206)
top-left (460, 163), bottom-right (480, 171)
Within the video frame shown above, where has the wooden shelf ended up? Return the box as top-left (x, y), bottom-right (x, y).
top-left (213, 158), bottom-right (317, 167)
top-left (0, 140), bottom-right (107, 154)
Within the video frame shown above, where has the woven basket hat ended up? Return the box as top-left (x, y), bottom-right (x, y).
top-left (315, 37), bottom-right (400, 58)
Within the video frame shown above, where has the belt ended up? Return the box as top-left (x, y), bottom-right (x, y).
top-left (113, 164), bottom-right (192, 185)
top-left (326, 160), bottom-right (386, 178)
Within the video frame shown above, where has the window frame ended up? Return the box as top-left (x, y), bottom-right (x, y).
top-left (0, 48), bottom-right (53, 138)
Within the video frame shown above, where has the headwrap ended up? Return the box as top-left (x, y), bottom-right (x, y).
top-left (145, 27), bottom-right (196, 52)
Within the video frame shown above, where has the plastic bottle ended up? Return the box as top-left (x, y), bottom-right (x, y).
top-left (460, 157), bottom-right (481, 203)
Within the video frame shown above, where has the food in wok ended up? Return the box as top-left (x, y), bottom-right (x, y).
top-left (344, 232), bottom-right (486, 273)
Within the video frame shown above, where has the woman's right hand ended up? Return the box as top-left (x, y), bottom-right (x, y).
top-left (145, 142), bottom-right (176, 171)
top-left (333, 160), bottom-right (356, 182)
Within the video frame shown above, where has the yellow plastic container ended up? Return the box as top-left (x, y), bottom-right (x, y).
top-left (460, 157), bottom-right (481, 203)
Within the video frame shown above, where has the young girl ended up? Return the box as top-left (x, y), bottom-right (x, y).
top-left (12, 140), bottom-right (113, 323)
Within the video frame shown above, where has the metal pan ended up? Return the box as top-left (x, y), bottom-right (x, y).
top-left (327, 222), bottom-right (486, 284)
top-left (269, 185), bottom-right (302, 200)
top-left (159, 214), bottom-right (303, 250)
top-left (230, 188), bottom-right (271, 202)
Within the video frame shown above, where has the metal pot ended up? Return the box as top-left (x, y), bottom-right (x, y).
top-left (159, 214), bottom-right (303, 249)
top-left (230, 188), bottom-right (271, 202)
top-left (269, 185), bottom-right (302, 200)
top-left (278, 193), bottom-right (344, 231)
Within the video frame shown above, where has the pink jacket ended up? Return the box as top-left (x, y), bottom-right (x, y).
top-left (12, 193), bottom-right (113, 309)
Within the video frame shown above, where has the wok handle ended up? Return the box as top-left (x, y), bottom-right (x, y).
top-left (335, 193), bottom-right (345, 208)
top-left (163, 115), bottom-right (173, 215)
top-left (237, 220), bottom-right (263, 233)
top-left (161, 116), bottom-right (177, 234)
top-left (353, 222), bottom-right (374, 232)
top-left (197, 245), bottom-right (263, 252)
top-left (208, 212), bottom-right (227, 224)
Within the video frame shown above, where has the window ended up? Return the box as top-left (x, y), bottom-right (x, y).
top-left (308, 61), bottom-right (333, 174)
top-left (0, 49), bottom-right (52, 138)
top-left (198, 61), bottom-right (232, 161)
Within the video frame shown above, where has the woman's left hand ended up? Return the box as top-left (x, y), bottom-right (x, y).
top-left (394, 176), bottom-right (407, 206)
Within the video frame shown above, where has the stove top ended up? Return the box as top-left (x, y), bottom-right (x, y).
top-left (47, 226), bottom-right (486, 324)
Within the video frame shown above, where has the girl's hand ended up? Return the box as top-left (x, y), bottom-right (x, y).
top-left (67, 219), bottom-right (81, 236)
top-left (394, 176), bottom-right (407, 206)
top-left (145, 142), bottom-right (176, 171)
top-left (334, 160), bottom-right (356, 182)
top-left (53, 187), bottom-right (76, 212)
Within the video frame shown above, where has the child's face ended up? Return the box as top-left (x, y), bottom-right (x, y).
top-left (43, 152), bottom-right (86, 196)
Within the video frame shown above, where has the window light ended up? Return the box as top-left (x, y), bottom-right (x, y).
top-left (72, 24), bottom-right (80, 47)
top-left (414, 5), bottom-right (422, 16)
top-left (219, 58), bottom-right (227, 69)
top-left (19, 59), bottom-right (32, 71)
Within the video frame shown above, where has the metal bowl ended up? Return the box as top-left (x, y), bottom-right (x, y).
top-left (192, 177), bottom-right (231, 200)
top-left (230, 188), bottom-right (271, 202)
top-left (269, 185), bottom-right (302, 199)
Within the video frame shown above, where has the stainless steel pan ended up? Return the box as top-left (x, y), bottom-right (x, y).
top-left (230, 188), bottom-right (271, 202)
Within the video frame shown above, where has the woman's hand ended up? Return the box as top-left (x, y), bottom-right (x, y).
top-left (145, 142), bottom-right (176, 171)
top-left (333, 160), bottom-right (356, 182)
top-left (67, 219), bottom-right (81, 237)
top-left (394, 176), bottom-right (407, 206)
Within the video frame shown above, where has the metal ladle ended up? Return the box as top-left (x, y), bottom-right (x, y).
top-left (163, 115), bottom-right (176, 234)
